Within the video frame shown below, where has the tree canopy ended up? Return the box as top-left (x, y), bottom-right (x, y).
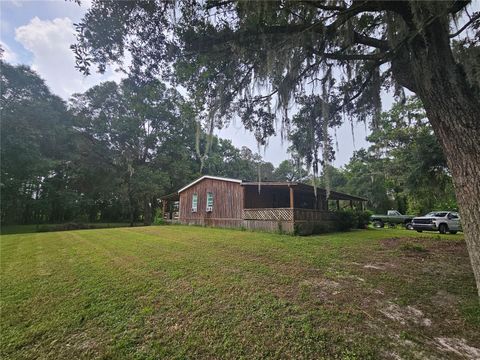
top-left (0, 61), bottom-right (276, 226)
top-left (73, 0), bottom-right (478, 168)
top-left (72, 0), bottom-right (480, 296)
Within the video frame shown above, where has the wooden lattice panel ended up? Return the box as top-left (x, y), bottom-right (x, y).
top-left (243, 208), bottom-right (294, 221)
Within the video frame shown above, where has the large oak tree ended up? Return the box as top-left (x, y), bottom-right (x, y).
top-left (72, 0), bottom-right (480, 294)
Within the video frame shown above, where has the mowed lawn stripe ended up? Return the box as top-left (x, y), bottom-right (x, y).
top-left (1, 226), bottom-right (479, 359)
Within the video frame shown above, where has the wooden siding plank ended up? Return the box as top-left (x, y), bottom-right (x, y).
top-left (179, 178), bottom-right (244, 224)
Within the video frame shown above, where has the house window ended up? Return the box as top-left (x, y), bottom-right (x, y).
top-left (206, 192), bottom-right (213, 212)
top-left (191, 193), bottom-right (198, 212)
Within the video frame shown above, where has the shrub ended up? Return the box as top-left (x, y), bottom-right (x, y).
top-left (153, 209), bottom-right (166, 225)
top-left (37, 223), bottom-right (93, 232)
top-left (334, 210), bottom-right (355, 231)
top-left (355, 210), bottom-right (372, 229)
top-left (312, 223), bottom-right (328, 234)
top-left (333, 209), bottom-right (372, 231)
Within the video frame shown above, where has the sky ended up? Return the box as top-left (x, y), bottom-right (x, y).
top-left (1, 0), bottom-right (382, 167)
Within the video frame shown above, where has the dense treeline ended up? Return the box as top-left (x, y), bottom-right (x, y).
top-left (0, 62), bottom-right (455, 226)
top-left (316, 98), bottom-right (457, 215)
top-left (0, 62), bottom-right (276, 225)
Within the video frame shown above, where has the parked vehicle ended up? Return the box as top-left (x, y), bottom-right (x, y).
top-left (370, 210), bottom-right (415, 229)
top-left (411, 211), bottom-right (462, 234)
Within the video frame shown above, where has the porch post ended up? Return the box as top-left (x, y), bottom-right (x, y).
top-left (162, 200), bottom-right (167, 217)
top-left (350, 200), bottom-right (353, 209)
top-left (336, 200), bottom-right (340, 211)
top-left (242, 186), bottom-right (246, 209)
top-left (289, 187), bottom-right (295, 209)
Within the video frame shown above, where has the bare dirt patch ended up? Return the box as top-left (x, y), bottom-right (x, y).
top-left (300, 278), bottom-right (341, 290)
top-left (380, 237), bottom-right (466, 256)
top-left (434, 337), bottom-right (480, 359)
top-left (299, 277), bottom-right (344, 300)
top-left (363, 263), bottom-right (385, 270)
top-left (380, 237), bottom-right (405, 249)
top-left (430, 290), bottom-right (459, 308)
top-left (379, 302), bottom-right (432, 327)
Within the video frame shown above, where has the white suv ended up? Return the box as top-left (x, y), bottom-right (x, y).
top-left (411, 211), bottom-right (462, 234)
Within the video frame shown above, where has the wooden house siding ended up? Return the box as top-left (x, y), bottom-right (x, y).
top-left (170, 176), bottom-right (367, 234)
top-left (179, 178), bottom-right (244, 228)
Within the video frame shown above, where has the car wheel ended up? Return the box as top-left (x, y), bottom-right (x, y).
top-left (373, 220), bottom-right (384, 228)
top-left (449, 231), bottom-right (457, 234)
top-left (406, 222), bottom-right (414, 230)
top-left (439, 223), bottom-right (448, 234)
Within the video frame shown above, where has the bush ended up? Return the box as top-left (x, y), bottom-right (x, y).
top-left (333, 209), bottom-right (372, 231)
top-left (153, 209), bottom-right (166, 225)
top-left (312, 223), bottom-right (328, 234)
top-left (334, 210), bottom-right (355, 231)
top-left (355, 210), bottom-right (372, 229)
top-left (37, 223), bottom-right (93, 232)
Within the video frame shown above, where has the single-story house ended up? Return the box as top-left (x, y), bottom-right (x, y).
top-left (161, 175), bottom-right (367, 235)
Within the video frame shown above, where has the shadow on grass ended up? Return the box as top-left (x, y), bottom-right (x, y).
top-left (0, 223), bottom-right (145, 235)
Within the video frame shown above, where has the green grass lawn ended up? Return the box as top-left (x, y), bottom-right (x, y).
top-left (1, 226), bottom-right (479, 359)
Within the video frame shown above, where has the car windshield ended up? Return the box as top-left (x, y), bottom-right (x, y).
top-left (424, 212), bottom-right (448, 217)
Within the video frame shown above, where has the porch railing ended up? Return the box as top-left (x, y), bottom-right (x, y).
top-left (243, 208), bottom-right (293, 221)
top-left (243, 208), bottom-right (335, 222)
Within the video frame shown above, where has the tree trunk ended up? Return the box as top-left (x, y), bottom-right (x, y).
top-left (143, 196), bottom-right (152, 226)
top-left (422, 92), bottom-right (480, 298)
top-left (398, 16), bottom-right (480, 296)
top-left (127, 179), bottom-right (134, 227)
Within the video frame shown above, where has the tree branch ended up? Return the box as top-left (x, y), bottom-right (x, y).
top-left (326, 0), bottom-right (409, 34)
top-left (205, 0), bottom-right (235, 10)
top-left (300, 1), bottom-right (346, 12)
top-left (449, 12), bottom-right (480, 38)
top-left (323, 51), bottom-right (387, 61)
top-left (353, 31), bottom-right (390, 50)
top-left (448, 0), bottom-right (470, 15)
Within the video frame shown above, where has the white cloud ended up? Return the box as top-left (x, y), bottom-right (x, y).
top-left (0, 40), bottom-right (18, 63)
top-left (8, 0), bottom-right (23, 7)
top-left (14, 17), bottom-right (126, 99)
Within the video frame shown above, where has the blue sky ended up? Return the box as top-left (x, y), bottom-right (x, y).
top-left (1, 0), bottom-right (375, 167)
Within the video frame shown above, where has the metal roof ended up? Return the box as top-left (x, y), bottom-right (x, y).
top-left (170, 177), bottom-right (368, 201)
top-left (241, 181), bottom-right (299, 186)
top-left (241, 181), bottom-right (368, 201)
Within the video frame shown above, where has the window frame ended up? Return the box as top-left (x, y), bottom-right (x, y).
top-left (206, 192), bottom-right (214, 211)
top-left (191, 193), bottom-right (198, 212)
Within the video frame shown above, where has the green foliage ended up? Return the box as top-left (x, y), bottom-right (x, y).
top-left (354, 210), bottom-right (373, 229)
top-left (0, 61), bottom-right (278, 226)
top-left (333, 210), bottom-right (356, 231)
top-left (367, 98), bottom-right (457, 214)
top-left (272, 159), bottom-right (308, 182)
top-left (152, 209), bottom-right (166, 225)
top-left (0, 61), bottom-right (74, 224)
top-left (72, 1), bottom-right (477, 189)
top-left (203, 140), bottom-right (274, 181)
top-left (316, 98), bottom-right (457, 215)
top-left (333, 209), bottom-right (372, 231)
top-left (311, 223), bottom-right (328, 234)
top-left (36, 222), bottom-right (134, 232)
